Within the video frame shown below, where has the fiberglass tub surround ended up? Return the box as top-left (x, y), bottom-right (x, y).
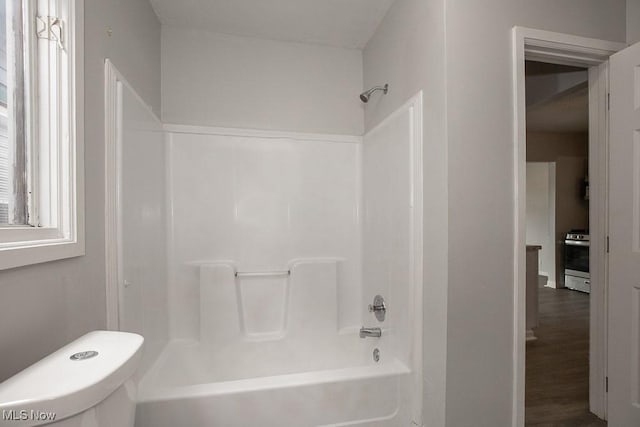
top-left (116, 76), bottom-right (423, 425)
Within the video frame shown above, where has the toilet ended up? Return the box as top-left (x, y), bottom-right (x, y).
top-left (0, 331), bottom-right (143, 427)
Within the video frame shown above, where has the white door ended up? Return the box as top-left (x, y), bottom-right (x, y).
top-left (609, 41), bottom-right (640, 426)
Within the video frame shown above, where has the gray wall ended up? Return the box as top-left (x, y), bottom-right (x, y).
top-left (527, 132), bottom-right (589, 161)
top-left (629, 0), bottom-right (640, 44)
top-left (365, 1), bottom-right (625, 426)
top-left (162, 26), bottom-right (364, 135)
top-left (363, 0), bottom-right (448, 425)
top-left (0, 0), bottom-right (161, 381)
top-left (444, 1), bottom-right (624, 426)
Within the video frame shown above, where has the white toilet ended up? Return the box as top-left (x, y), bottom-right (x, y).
top-left (0, 331), bottom-right (143, 427)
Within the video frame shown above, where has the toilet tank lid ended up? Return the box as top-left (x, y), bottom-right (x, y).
top-left (0, 331), bottom-right (144, 426)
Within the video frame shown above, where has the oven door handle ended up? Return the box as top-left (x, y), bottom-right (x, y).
top-left (564, 240), bottom-right (590, 247)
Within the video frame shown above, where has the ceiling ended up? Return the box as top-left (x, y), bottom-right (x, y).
top-left (525, 61), bottom-right (589, 133)
top-left (149, 0), bottom-right (396, 49)
top-left (525, 61), bottom-right (585, 76)
top-left (526, 86), bottom-right (589, 133)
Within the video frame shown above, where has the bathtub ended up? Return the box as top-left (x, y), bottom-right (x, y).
top-left (135, 339), bottom-right (414, 427)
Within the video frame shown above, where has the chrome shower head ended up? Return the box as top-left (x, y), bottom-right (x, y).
top-left (359, 84), bottom-right (389, 103)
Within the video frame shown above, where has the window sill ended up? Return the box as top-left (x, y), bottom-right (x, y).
top-left (0, 237), bottom-right (84, 270)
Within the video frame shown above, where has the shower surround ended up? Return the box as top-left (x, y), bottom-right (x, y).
top-left (113, 76), bottom-right (423, 426)
top-left (164, 130), bottom-right (363, 340)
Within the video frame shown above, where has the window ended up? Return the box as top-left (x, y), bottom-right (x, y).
top-left (0, 0), bottom-right (83, 270)
top-left (0, 0), bottom-right (16, 225)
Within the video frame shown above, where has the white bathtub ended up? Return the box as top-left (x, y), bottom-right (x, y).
top-left (135, 340), bottom-right (414, 427)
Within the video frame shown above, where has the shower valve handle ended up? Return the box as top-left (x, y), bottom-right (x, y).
top-left (368, 303), bottom-right (385, 313)
top-left (368, 295), bottom-right (386, 322)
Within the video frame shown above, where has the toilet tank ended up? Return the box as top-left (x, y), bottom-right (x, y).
top-left (0, 331), bottom-right (144, 427)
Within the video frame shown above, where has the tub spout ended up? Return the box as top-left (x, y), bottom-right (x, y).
top-left (359, 327), bottom-right (382, 338)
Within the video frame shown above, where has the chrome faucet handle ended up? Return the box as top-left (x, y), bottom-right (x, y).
top-left (368, 295), bottom-right (386, 322)
top-left (359, 327), bottom-right (382, 338)
top-left (368, 303), bottom-right (385, 312)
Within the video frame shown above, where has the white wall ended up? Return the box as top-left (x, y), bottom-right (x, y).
top-left (443, 1), bottom-right (624, 426)
top-left (0, 0), bottom-right (161, 381)
top-left (162, 27), bottom-right (364, 135)
top-left (120, 87), bottom-right (167, 378)
top-left (166, 130), bottom-right (361, 340)
top-left (526, 163), bottom-right (556, 286)
top-left (363, 0), bottom-right (448, 425)
top-left (362, 98), bottom-right (418, 370)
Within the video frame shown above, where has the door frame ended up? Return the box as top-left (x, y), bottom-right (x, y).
top-left (511, 27), bottom-right (625, 427)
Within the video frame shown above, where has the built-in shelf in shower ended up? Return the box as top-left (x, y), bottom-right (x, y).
top-left (198, 259), bottom-right (345, 343)
top-left (236, 271), bottom-right (289, 340)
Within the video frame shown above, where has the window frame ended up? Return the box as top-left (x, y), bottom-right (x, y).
top-left (0, 0), bottom-right (83, 270)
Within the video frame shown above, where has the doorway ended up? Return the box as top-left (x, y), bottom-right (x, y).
top-left (511, 27), bottom-right (625, 427)
top-left (523, 60), bottom-right (597, 426)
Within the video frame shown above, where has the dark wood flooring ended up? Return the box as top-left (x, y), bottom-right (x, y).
top-left (525, 286), bottom-right (606, 427)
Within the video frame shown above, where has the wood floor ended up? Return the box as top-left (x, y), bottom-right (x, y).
top-left (525, 286), bottom-right (606, 427)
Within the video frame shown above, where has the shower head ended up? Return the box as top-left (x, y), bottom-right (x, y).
top-left (359, 84), bottom-right (389, 103)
